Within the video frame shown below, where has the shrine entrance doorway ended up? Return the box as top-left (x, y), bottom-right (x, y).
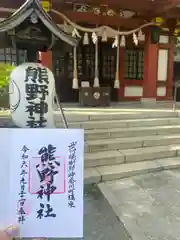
top-left (53, 41), bottom-right (118, 103)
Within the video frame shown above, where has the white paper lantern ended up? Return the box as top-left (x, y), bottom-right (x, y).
top-left (9, 63), bottom-right (55, 128)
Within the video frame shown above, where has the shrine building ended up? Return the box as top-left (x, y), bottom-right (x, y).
top-left (0, 0), bottom-right (180, 106)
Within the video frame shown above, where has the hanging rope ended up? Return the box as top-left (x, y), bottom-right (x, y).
top-left (93, 39), bottom-right (99, 87)
top-left (52, 9), bottom-right (154, 36)
top-left (72, 47), bottom-right (78, 89)
top-left (0, 7), bottom-right (155, 36)
top-left (114, 35), bottom-right (120, 89)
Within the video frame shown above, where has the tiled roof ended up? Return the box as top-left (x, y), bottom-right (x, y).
top-left (0, 0), bottom-right (78, 46)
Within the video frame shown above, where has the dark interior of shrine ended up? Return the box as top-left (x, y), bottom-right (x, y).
top-left (53, 39), bottom-right (119, 103)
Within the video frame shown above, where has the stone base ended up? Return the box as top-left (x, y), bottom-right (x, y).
top-left (140, 98), bottom-right (156, 106)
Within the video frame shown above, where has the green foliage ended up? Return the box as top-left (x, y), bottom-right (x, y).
top-left (0, 63), bottom-right (15, 89)
top-left (0, 63), bottom-right (15, 108)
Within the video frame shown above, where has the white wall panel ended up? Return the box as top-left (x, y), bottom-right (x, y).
top-left (157, 49), bottom-right (168, 81)
top-left (124, 86), bottom-right (143, 97)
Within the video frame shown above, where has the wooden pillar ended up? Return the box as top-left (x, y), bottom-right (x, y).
top-left (166, 37), bottom-right (175, 100)
top-left (38, 51), bottom-right (52, 70)
top-left (142, 28), bottom-right (158, 102)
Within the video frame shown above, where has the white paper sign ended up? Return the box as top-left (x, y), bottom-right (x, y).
top-left (0, 128), bottom-right (84, 238)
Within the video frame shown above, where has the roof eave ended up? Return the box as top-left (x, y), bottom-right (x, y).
top-left (0, 9), bottom-right (33, 32)
top-left (0, 0), bottom-right (78, 47)
top-left (35, 9), bottom-right (78, 47)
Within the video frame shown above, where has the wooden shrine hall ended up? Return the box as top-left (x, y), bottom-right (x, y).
top-left (0, 0), bottom-right (180, 106)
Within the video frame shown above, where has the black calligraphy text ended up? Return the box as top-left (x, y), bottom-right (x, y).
top-left (36, 144), bottom-right (60, 219)
top-left (18, 145), bottom-right (29, 224)
top-left (25, 66), bottom-right (49, 128)
top-left (68, 141), bottom-right (77, 208)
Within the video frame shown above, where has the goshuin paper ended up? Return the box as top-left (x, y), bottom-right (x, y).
top-left (0, 128), bottom-right (84, 238)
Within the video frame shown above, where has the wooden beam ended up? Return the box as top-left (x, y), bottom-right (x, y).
top-left (87, 0), bottom-right (152, 10)
top-left (154, 0), bottom-right (180, 14)
top-left (0, 0), bottom-right (24, 9)
top-left (53, 0), bottom-right (153, 12)
top-left (0, 11), bottom-right (11, 18)
top-left (158, 7), bottom-right (180, 18)
top-left (52, 10), bottom-right (147, 28)
top-left (53, 0), bottom-right (180, 17)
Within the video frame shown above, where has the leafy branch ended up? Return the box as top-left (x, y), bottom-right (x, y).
top-left (0, 63), bottom-right (15, 89)
top-left (0, 63), bottom-right (15, 96)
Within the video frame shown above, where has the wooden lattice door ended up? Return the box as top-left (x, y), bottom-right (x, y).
top-left (53, 50), bottom-right (79, 102)
top-left (99, 43), bottom-right (117, 101)
top-left (77, 42), bottom-right (95, 85)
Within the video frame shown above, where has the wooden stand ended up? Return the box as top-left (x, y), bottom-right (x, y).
top-left (79, 87), bottom-right (110, 107)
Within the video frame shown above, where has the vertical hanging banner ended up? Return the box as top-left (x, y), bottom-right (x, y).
top-left (9, 63), bottom-right (55, 128)
top-left (0, 128), bottom-right (84, 238)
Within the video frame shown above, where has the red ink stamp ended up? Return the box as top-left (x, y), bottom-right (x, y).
top-left (28, 156), bottom-right (66, 194)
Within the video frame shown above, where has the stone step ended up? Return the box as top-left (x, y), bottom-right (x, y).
top-left (85, 134), bottom-right (180, 153)
top-left (85, 157), bottom-right (180, 184)
top-left (85, 144), bottom-right (180, 168)
top-left (1, 111), bottom-right (179, 126)
top-left (85, 125), bottom-right (180, 140)
top-left (83, 117), bottom-right (180, 129)
top-left (55, 117), bottom-right (180, 129)
top-left (54, 110), bottom-right (179, 123)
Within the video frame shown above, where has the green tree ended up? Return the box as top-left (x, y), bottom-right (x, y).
top-left (0, 63), bottom-right (15, 108)
top-left (0, 63), bottom-right (15, 90)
